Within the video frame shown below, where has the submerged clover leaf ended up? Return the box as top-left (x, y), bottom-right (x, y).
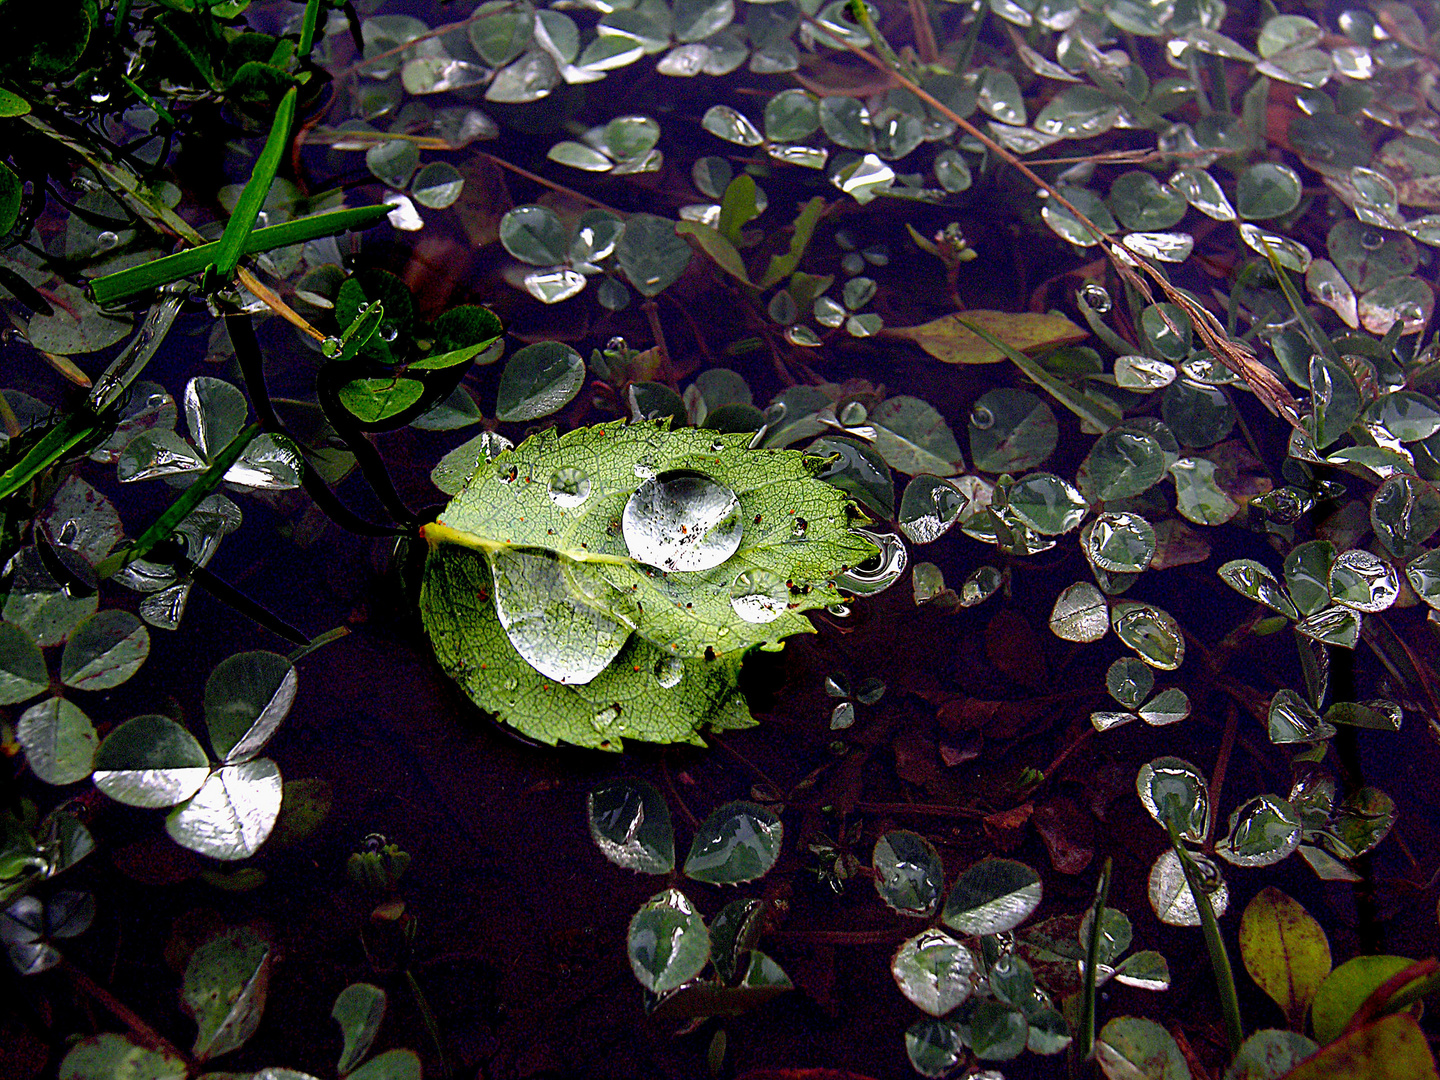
top-left (419, 421), bottom-right (876, 748)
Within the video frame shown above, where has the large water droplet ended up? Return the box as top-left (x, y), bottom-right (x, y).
top-left (95, 230), bottom-right (120, 252)
top-left (622, 470), bottom-right (744, 572)
top-left (729, 569), bottom-right (788, 623)
top-left (321, 336), bottom-right (343, 358)
top-left (378, 324), bottom-right (399, 342)
top-left (653, 655), bottom-right (684, 688)
top-left (548, 466), bottom-right (591, 508)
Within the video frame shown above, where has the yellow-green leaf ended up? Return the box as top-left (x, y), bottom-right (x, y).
top-left (882, 310), bottom-right (1088, 365)
top-left (1281, 1014), bottom-right (1438, 1080)
top-left (1312, 956), bottom-right (1426, 1045)
top-left (1240, 886), bottom-right (1332, 1031)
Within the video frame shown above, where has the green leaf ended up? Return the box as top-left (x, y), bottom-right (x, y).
top-left (500, 205), bottom-right (569, 266)
top-left (58, 1034), bottom-right (188, 1080)
top-left (92, 715), bottom-right (211, 808)
top-left (59, 611), bottom-right (150, 690)
top-left (1224, 1030), bottom-right (1319, 1080)
top-left (337, 377), bottom-right (425, 425)
top-left (1313, 957), bottom-right (1431, 1045)
top-left (495, 342), bottom-right (585, 422)
top-left (716, 173), bottom-right (760, 246)
top-left (166, 758), bottom-right (283, 860)
top-left (873, 830), bottom-right (944, 916)
top-left (17, 698), bottom-right (97, 785)
top-left (204, 652), bottom-right (296, 764)
top-left (906, 1018), bottom-right (965, 1078)
top-left (616, 213), bottom-right (691, 297)
top-left (0, 621), bottom-right (48, 705)
top-left (759, 196), bottom-right (824, 289)
top-left (1080, 429), bottom-right (1168, 502)
top-left (347, 1049), bottom-right (422, 1080)
top-left (1239, 887), bottom-right (1331, 1032)
top-left (0, 162), bottom-right (20, 235)
top-left (941, 858), bottom-right (1041, 936)
top-left (868, 396), bottom-right (964, 476)
top-left (214, 88), bottom-right (297, 280)
top-left (1095, 1016), bottom-right (1189, 1080)
top-left (627, 888), bottom-right (709, 994)
top-left (1284, 1014), bottom-right (1438, 1079)
top-left (588, 778), bottom-right (674, 874)
top-left (332, 983), bottom-right (386, 1075)
top-left (683, 801), bottom-right (781, 884)
top-left (891, 929), bottom-right (975, 1016)
top-left (675, 220), bottom-right (754, 287)
top-left (969, 388), bottom-right (1058, 473)
top-left (181, 927), bottom-right (271, 1059)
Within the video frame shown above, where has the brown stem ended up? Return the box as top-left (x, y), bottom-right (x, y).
top-left (642, 300), bottom-right (675, 388)
top-left (855, 801), bottom-right (986, 819)
top-left (479, 153), bottom-right (625, 216)
top-left (661, 757), bottom-right (702, 830)
top-left (1204, 702), bottom-right (1240, 852)
top-left (63, 960), bottom-right (192, 1065)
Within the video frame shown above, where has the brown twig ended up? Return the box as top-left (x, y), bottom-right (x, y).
top-left (1204, 702), bottom-right (1240, 852)
top-left (63, 960), bottom-right (192, 1065)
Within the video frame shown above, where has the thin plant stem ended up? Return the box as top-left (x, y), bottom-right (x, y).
top-left (1074, 857), bottom-right (1112, 1074)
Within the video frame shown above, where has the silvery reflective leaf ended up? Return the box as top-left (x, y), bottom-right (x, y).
top-left (1033, 85), bottom-right (1120, 138)
top-left (226, 434), bottom-right (302, 491)
top-left (1217, 559), bottom-right (1298, 618)
top-left (432, 106), bottom-right (498, 148)
top-left (1257, 48), bottom-right (1332, 89)
top-left (987, 123), bottom-right (1060, 154)
top-left (873, 831), bottom-right (944, 917)
top-left (91, 382), bottom-right (177, 465)
top-left (1268, 688), bottom-right (1336, 744)
top-left (1408, 549), bottom-right (1440, 609)
top-left (1049, 581), bottom-right (1108, 642)
top-left (1007, 473), bottom-right (1088, 535)
top-left (1167, 167), bottom-right (1235, 220)
top-left (117, 429), bottom-right (207, 482)
top-left (522, 266), bottom-right (587, 304)
top-left (40, 478), bottom-right (122, 566)
top-left (1091, 710), bottom-right (1135, 732)
top-left (941, 858), bottom-right (1042, 936)
top-left (1370, 474), bottom-right (1440, 560)
top-left (1113, 355), bottom-right (1176, 392)
top-left (1136, 756), bottom-right (1208, 841)
top-left (1137, 687), bottom-right (1190, 726)
top-left (411, 162), bottom-right (465, 209)
top-left (587, 778), bottom-right (674, 874)
top-left (684, 801), bottom-right (782, 884)
top-left (1324, 787), bottom-right (1395, 860)
top-left (167, 758), bottom-right (283, 861)
top-left (1180, 353), bottom-right (1241, 387)
top-left (701, 104), bottom-right (762, 146)
top-left (906, 1018), bottom-right (965, 1078)
top-left (1, 546), bottom-right (97, 647)
top-left (486, 50), bottom-right (560, 102)
top-left (92, 714), bottom-right (211, 808)
top-left (1284, 540), bottom-right (1336, 617)
top-left (1237, 162), bottom-right (1303, 220)
top-left (1240, 223), bottom-right (1312, 271)
top-left (205, 652), bottom-right (296, 764)
top-left (1299, 845), bottom-right (1361, 882)
top-left (1106, 657), bottom-right (1153, 708)
top-left (830, 153), bottom-right (894, 204)
top-left (960, 565), bottom-right (1003, 607)
top-left (401, 57), bottom-right (489, 95)
top-left (1325, 699), bottom-right (1401, 731)
top-left (1359, 276), bottom-right (1434, 336)
top-left (1122, 231), bottom-right (1193, 262)
top-left (1306, 259), bottom-right (1360, 327)
top-left (488, 549), bottom-right (630, 683)
top-left (1328, 549), bottom-right (1399, 612)
top-left (1295, 605), bottom-right (1360, 648)
top-left (1082, 512), bottom-right (1156, 573)
top-left (59, 610), bottom-right (149, 692)
top-left (383, 193), bottom-right (423, 232)
top-left (829, 700), bottom-right (855, 729)
top-left (1111, 602), bottom-right (1183, 669)
top-left (2, 891), bottom-right (95, 974)
top-left (629, 891), bottom-right (706, 995)
top-left (912, 561), bottom-right (947, 605)
top-left (898, 475), bottom-right (967, 544)
top-left (1216, 795), bottom-right (1302, 868)
top-left (892, 929), bottom-right (976, 1016)
top-left (768, 144), bottom-right (828, 170)
top-left (1148, 848), bottom-right (1228, 926)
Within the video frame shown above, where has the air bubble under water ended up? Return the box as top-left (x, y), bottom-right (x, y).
top-left (622, 470), bottom-right (743, 572)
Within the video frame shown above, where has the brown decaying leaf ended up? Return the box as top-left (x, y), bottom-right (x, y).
top-left (1033, 795), bottom-right (1095, 874)
top-left (882, 310), bottom-right (1089, 365)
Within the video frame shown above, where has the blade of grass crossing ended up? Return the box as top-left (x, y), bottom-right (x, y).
top-left (213, 87), bottom-right (298, 281)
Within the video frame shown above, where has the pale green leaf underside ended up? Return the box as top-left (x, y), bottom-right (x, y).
top-left (421, 546), bottom-right (754, 749)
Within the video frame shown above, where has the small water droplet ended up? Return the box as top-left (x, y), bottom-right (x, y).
top-left (790, 517), bottom-right (808, 539)
top-left (547, 466), bottom-right (591, 508)
top-left (838, 401), bottom-right (869, 426)
top-left (90, 89), bottom-right (112, 104)
top-left (607, 336), bottom-right (628, 351)
top-left (1360, 229), bottom-right (1384, 250)
top-left (709, 439), bottom-right (725, 453)
top-left (1079, 283), bottom-right (1112, 313)
top-left (502, 675), bottom-right (519, 691)
top-left (833, 530), bottom-right (908, 597)
top-left (593, 704), bottom-right (621, 730)
top-left (970, 404), bottom-right (995, 429)
top-left (321, 336), bottom-right (343, 357)
top-left (827, 603), bottom-right (852, 617)
top-left (378, 324), bottom-right (399, 342)
top-left (653, 655), bottom-right (684, 688)
top-left (622, 470), bottom-right (744, 572)
top-left (95, 230), bottom-right (120, 251)
top-left (729, 569), bottom-right (788, 623)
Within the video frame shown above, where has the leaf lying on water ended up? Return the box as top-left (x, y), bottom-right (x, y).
top-left (882, 310), bottom-right (1089, 365)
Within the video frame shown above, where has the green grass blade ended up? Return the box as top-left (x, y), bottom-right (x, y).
top-left (1076, 857), bottom-right (1112, 1069)
top-left (957, 317), bottom-right (1121, 431)
top-left (95, 424), bottom-right (261, 579)
top-left (1166, 820), bottom-right (1244, 1056)
top-left (298, 0), bottom-right (324, 57)
top-left (89, 204), bottom-right (391, 306)
top-left (212, 87), bottom-right (298, 281)
top-left (0, 411), bottom-right (101, 500)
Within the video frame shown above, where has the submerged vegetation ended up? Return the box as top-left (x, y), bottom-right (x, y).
top-left (3, 0), bottom-right (1440, 1076)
